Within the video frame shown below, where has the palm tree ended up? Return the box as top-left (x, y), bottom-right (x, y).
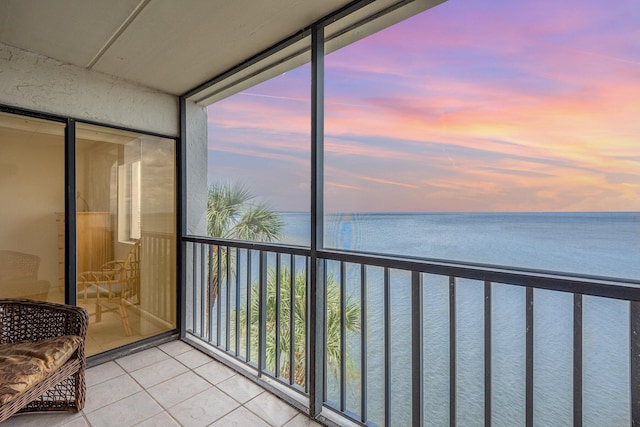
top-left (207, 182), bottom-right (283, 241)
top-left (207, 182), bottom-right (284, 307)
top-left (239, 267), bottom-right (360, 386)
top-left (207, 182), bottom-right (360, 387)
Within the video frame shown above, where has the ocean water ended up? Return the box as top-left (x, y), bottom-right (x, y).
top-left (279, 212), bottom-right (640, 426)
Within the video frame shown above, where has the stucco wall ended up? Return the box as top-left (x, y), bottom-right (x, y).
top-left (185, 99), bottom-right (208, 236)
top-left (0, 43), bottom-right (178, 136)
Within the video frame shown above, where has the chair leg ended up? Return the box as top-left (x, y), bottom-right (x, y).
top-left (119, 302), bottom-right (132, 336)
top-left (74, 364), bottom-right (86, 411)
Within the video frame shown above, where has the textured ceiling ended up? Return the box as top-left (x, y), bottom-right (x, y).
top-left (0, 0), bottom-right (355, 95)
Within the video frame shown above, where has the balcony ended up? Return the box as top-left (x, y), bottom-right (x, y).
top-left (1, 1), bottom-right (637, 425)
top-left (183, 237), bottom-right (640, 426)
top-left (2, 236), bottom-right (637, 426)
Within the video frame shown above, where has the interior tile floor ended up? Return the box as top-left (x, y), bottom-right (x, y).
top-left (3, 340), bottom-right (321, 427)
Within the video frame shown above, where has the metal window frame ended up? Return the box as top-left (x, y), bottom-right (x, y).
top-left (177, 0), bottom-right (640, 425)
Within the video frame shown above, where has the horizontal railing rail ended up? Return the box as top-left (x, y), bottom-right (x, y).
top-left (183, 236), bottom-right (639, 427)
top-left (318, 248), bottom-right (640, 302)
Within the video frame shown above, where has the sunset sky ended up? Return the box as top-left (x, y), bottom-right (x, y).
top-left (207, 0), bottom-right (640, 213)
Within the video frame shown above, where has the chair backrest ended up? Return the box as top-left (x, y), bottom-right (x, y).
top-left (121, 240), bottom-right (141, 302)
top-left (0, 251), bottom-right (40, 281)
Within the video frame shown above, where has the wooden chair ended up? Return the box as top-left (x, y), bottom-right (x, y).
top-left (77, 240), bottom-right (141, 336)
top-left (0, 299), bottom-right (88, 422)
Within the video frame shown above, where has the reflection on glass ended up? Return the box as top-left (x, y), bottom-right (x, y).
top-left (0, 112), bottom-right (66, 303)
top-left (76, 123), bottom-right (176, 356)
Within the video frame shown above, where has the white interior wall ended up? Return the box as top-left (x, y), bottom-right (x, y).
top-left (0, 127), bottom-right (64, 285)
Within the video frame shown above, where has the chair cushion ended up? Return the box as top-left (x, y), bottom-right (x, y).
top-left (0, 335), bottom-right (82, 404)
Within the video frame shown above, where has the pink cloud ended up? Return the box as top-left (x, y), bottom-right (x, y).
top-left (206, 0), bottom-right (639, 213)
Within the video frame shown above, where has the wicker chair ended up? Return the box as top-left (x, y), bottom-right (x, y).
top-left (0, 299), bottom-right (88, 422)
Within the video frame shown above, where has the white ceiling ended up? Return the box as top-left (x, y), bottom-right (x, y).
top-left (0, 0), bottom-right (355, 95)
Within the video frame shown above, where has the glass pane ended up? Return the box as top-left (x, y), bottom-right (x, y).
top-left (194, 38), bottom-right (311, 246)
top-left (0, 112), bottom-right (66, 303)
top-left (76, 123), bottom-right (176, 356)
top-left (323, 0), bottom-right (640, 280)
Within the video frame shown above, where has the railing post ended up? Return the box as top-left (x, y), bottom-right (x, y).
top-left (246, 251), bottom-right (252, 362)
top-left (289, 255), bottom-right (296, 385)
top-left (485, 281), bottom-right (492, 427)
top-left (412, 271), bottom-right (424, 426)
top-left (310, 257), bottom-right (325, 416)
top-left (204, 244), bottom-right (210, 339)
top-left (275, 254), bottom-right (282, 378)
top-left (384, 268), bottom-right (391, 426)
top-left (361, 264), bottom-right (368, 422)
top-left (235, 248), bottom-right (241, 357)
top-left (340, 261), bottom-right (347, 412)
top-left (258, 251), bottom-right (268, 375)
top-left (526, 287), bottom-right (534, 427)
top-left (450, 276), bottom-right (456, 427)
top-left (573, 294), bottom-right (582, 427)
top-left (216, 245), bottom-right (222, 345)
top-left (631, 301), bottom-right (640, 426)
top-left (226, 246), bottom-right (231, 351)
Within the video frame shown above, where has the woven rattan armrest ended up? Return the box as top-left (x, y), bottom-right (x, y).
top-left (0, 299), bottom-right (88, 422)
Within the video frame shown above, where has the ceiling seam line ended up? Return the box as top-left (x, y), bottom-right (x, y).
top-left (86, 0), bottom-right (152, 70)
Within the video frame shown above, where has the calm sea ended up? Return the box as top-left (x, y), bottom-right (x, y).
top-left (280, 212), bottom-right (640, 426)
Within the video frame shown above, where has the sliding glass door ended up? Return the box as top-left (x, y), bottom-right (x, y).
top-left (76, 123), bottom-right (176, 355)
top-left (0, 110), bottom-right (178, 356)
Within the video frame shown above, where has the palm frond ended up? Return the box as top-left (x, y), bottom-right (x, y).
top-left (206, 182), bottom-right (283, 242)
top-left (232, 204), bottom-right (284, 242)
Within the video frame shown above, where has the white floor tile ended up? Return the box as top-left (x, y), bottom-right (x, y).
top-left (116, 347), bottom-right (170, 372)
top-left (135, 411), bottom-right (181, 426)
top-left (129, 357), bottom-right (189, 388)
top-left (217, 373), bottom-right (264, 403)
top-left (245, 392), bottom-right (300, 426)
top-left (61, 415), bottom-right (91, 427)
top-left (85, 361), bottom-right (126, 387)
top-left (210, 406), bottom-right (271, 427)
top-left (158, 340), bottom-right (193, 357)
top-left (147, 371), bottom-right (212, 408)
top-left (84, 373), bottom-right (142, 413)
top-left (193, 360), bottom-right (236, 385)
top-left (174, 348), bottom-right (213, 369)
top-left (283, 413), bottom-right (323, 427)
top-left (168, 386), bottom-right (239, 427)
top-left (85, 391), bottom-right (163, 427)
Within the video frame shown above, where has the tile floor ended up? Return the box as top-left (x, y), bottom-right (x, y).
top-left (3, 340), bottom-right (322, 427)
